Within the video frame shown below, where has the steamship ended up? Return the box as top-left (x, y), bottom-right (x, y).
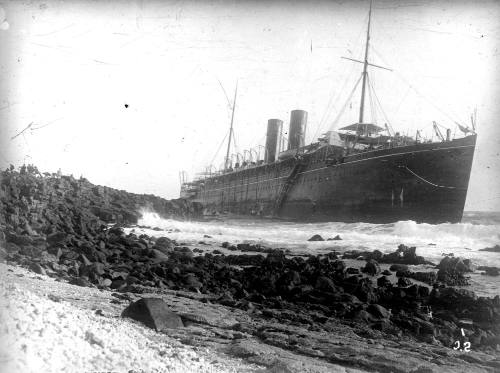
top-left (179, 2), bottom-right (476, 224)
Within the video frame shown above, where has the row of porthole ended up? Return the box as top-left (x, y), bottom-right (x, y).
top-left (203, 166), bottom-right (369, 196)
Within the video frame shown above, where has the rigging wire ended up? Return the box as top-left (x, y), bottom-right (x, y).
top-left (369, 76), bottom-right (392, 128)
top-left (231, 129), bottom-right (238, 155)
top-left (312, 13), bottom-right (370, 140)
top-left (328, 74), bottom-right (363, 130)
top-left (370, 45), bottom-right (465, 126)
top-left (366, 74), bottom-right (377, 124)
top-left (209, 132), bottom-right (228, 168)
top-left (215, 77), bottom-right (233, 113)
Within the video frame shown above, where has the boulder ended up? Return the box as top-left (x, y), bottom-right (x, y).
top-left (154, 236), bottom-right (175, 253)
top-left (362, 259), bottom-right (380, 276)
top-left (410, 271), bottom-right (437, 285)
top-left (389, 264), bottom-right (408, 272)
top-left (352, 309), bottom-right (376, 323)
top-left (100, 278), bottom-right (112, 287)
top-left (367, 304), bottom-right (391, 319)
top-left (29, 262), bottom-right (46, 275)
top-left (264, 250), bottom-right (286, 265)
top-left (315, 276), bottom-right (338, 293)
top-left (437, 256), bottom-right (474, 273)
top-left (366, 250), bottom-right (383, 261)
top-left (70, 277), bottom-right (92, 287)
top-left (436, 256), bottom-right (472, 286)
top-left (327, 235), bottom-right (342, 241)
top-left (121, 298), bottom-right (184, 331)
top-left (397, 277), bottom-right (412, 287)
top-left (377, 275), bottom-right (391, 288)
top-left (478, 266), bottom-right (500, 276)
top-left (308, 234), bottom-right (324, 242)
top-left (46, 232), bottom-right (67, 246)
top-left (479, 244), bottom-right (500, 253)
top-left (383, 244), bottom-right (431, 265)
top-left (108, 226), bottom-right (125, 236)
top-left (149, 249), bottom-right (169, 262)
top-left (82, 262), bottom-right (105, 277)
top-left (183, 273), bottom-right (202, 291)
top-left (6, 232), bottom-right (33, 246)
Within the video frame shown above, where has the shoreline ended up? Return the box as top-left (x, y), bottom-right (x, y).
top-left (1, 167), bottom-right (500, 372)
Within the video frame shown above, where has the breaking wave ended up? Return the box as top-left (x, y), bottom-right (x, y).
top-left (137, 211), bottom-right (499, 253)
top-left (134, 211), bottom-right (500, 297)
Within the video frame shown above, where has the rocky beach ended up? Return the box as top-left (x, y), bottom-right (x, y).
top-left (1, 166), bottom-right (500, 373)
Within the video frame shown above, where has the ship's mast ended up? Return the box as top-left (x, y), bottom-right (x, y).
top-left (224, 82), bottom-right (238, 170)
top-left (358, 0), bottom-right (373, 127)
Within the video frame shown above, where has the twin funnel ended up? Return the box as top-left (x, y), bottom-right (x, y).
top-left (264, 110), bottom-right (308, 163)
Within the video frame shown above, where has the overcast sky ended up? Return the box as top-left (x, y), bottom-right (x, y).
top-left (1, 0), bottom-right (499, 211)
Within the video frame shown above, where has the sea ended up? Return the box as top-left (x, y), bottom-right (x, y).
top-left (133, 211), bottom-right (500, 298)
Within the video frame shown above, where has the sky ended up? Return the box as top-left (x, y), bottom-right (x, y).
top-left (0, 0), bottom-right (499, 211)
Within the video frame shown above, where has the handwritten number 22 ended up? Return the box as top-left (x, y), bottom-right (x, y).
top-left (453, 341), bottom-right (471, 352)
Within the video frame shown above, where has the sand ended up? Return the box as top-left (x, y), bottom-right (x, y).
top-left (0, 263), bottom-right (259, 373)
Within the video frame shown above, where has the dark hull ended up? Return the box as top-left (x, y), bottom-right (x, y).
top-left (189, 135), bottom-right (476, 224)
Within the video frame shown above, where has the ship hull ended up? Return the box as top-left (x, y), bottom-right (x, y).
top-left (189, 135), bottom-right (476, 224)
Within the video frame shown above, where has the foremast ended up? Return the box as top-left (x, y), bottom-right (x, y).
top-left (358, 0), bottom-right (372, 125)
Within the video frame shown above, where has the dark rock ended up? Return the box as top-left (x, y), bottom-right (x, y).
top-left (389, 264), bottom-right (409, 272)
top-left (81, 262), bottom-right (105, 277)
top-left (437, 256), bottom-right (474, 273)
top-left (111, 279), bottom-right (127, 289)
top-left (418, 286), bottom-right (430, 298)
top-left (367, 304), bottom-right (391, 319)
top-left (346, 267), bottom-right (359, 275)
top-left (396, 270), bottom-right (411, 278)
top-left (327, 235), bottom-right (342, 241)
top-left (46, 232), bottom-right (67, 246)
top-left (362, 259), bottom-right (380, 276)
top-left (377, 275), bottom-right (391, 288)
top-left (307, 234), bottom-right (324, 242)
top-left (149, 249), bottom-right (169, 262)
top-left (70, 277), bottom-right (92, 287)
top-left (6, 232), bottom-right (33, 246)
top-left (341, 250), bottom-right (364, 260)
top-left (108, 226), bottom-right (125, 236)
top-left (397, 277), bottom-right (412, 287)
top-left (381, 269), bottom-right (392, 276)
top-left (29, 262), bottom-right (46, 275)
top-left (121, 298), bottom-right (184, 331)
top-left (478, 266), bottom-right (500, 276)
top-left (315, 276), bottom-right (338, 293)
top-left (383, 244), bottom-right (432, 265)
top-left (367, 250), bottom-right (383, 261)
top-left (154, 237), bottom-right (174, 253)
top-left (479, 244), bottom-right (500, 253)
top-left (80, 253), bottom-right (92, 266)
top-left (183, 273), bottom-right (202, 291)
top-left (436, 256), bottom-right (472, 286)
top-left (352, 309), bottom-right (376, 323)
top-left (100, 278), bottom-right (112, 287)
top-left (410, 271), bottom-right (437, 285)
top-left (264, 250), bottom-right (286, 265)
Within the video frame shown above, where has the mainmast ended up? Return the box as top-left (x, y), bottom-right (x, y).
top-left (358, 0), bottom-right (373, 126)
top-left (224, 82), bottom-right (238, 170)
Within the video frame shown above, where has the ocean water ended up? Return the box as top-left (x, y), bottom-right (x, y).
top-left (134, 211), bottom-right (500, 297)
